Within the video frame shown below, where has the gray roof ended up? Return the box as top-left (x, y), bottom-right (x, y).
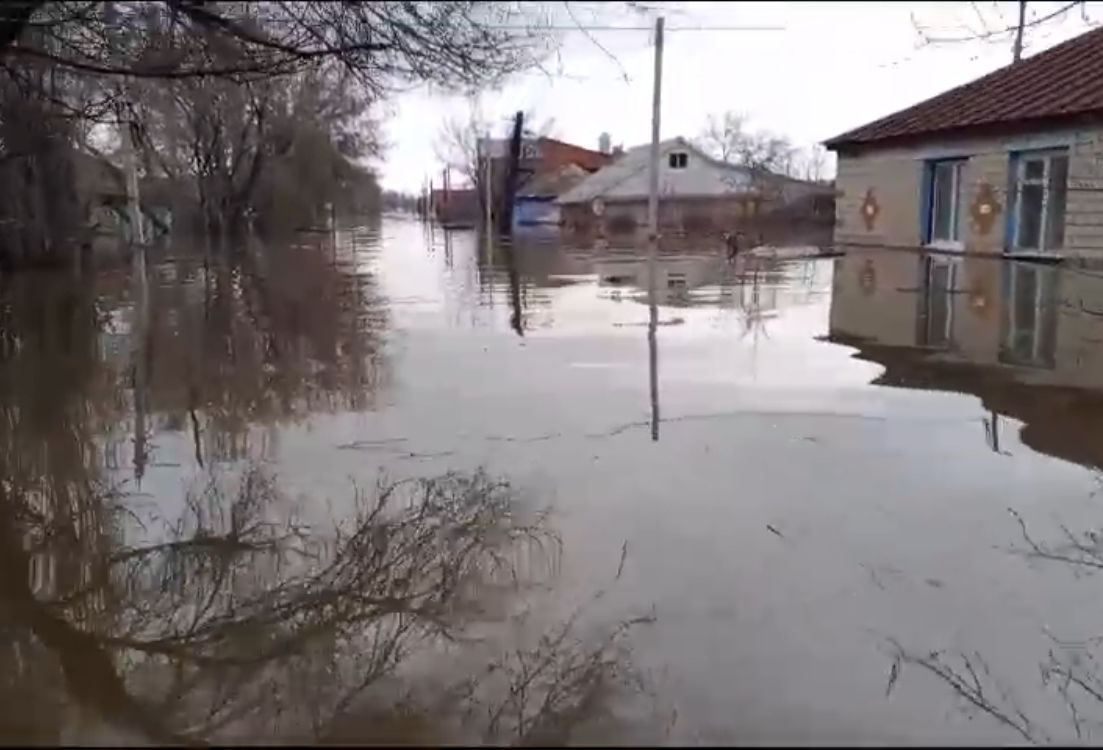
top-left (556, 137), bottom-right (766, 205)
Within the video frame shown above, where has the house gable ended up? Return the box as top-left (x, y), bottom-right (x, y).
top-left (557, 137), bottom-right (759, 205)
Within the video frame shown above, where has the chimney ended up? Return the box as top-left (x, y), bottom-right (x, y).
top-left (598, 132), bottom-right (611, 155)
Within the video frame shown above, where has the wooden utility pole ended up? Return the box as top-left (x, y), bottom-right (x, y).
top-left (647, 16), bottom-right (664, 442)
top-left (124, 118), bottom-right (146, 247)
top-left (484, 131), bottom-right (493, 263)
top-left (1013, 0), bottom-right (1027, 63)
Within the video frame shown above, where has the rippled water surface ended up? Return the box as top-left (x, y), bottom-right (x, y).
top-left (7, 216), bottom-right (1103, 744)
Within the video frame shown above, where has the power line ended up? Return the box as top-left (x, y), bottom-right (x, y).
top-left (916, 0), bottom-right (1083, 43)
top-left (483, 24), bottom-right (785, 32)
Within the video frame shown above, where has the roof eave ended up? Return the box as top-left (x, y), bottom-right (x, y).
top-left (825, 111), bottom-right (1103, 155)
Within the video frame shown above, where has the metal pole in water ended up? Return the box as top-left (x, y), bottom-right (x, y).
top-left (647, 16), bottom-right (664, 442)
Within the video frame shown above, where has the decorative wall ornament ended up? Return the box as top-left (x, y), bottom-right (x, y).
top-left (970, 182), bottom-right (1002, 236)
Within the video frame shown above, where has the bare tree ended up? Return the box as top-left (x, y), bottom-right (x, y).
top-left (793, 144), bottom-right (831, 183)
top-left (0, 2), bottom-right (566, 265)
top-left (435, 99), bottom-right (557, 189)
top-left (2, 2), bottom-right (556, 88)
top-left (698, 110), bottom-right (798, 177)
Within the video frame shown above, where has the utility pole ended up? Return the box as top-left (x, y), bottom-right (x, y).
top-left (124, 116), bottom-right (146, 247)
top-left (646, 16), bottom-right (664, 442)
top-left (1013, 0), bottom-right (1026, 63)
top-left (484, 130), bottom-right (493, 263)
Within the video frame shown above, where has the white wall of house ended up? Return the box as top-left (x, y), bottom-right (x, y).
top-left (833, 125), bottom-right (1103, 259)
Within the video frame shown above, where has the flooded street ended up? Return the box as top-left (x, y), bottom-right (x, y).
top-left (7, 216), bottom-right (1103, 744)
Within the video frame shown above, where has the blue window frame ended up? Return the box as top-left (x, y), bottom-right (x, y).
top-left (920, 158), bottom-right (967, 245)
top-left (1007, 148), bottom-right (1069, 254)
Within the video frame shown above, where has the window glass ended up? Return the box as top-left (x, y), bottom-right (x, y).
top-left (1023, 159), bottom-right (1045, 180)
top-left (1017, 183), bottom-right (1044, 250)
top-left (1046, 155), bottom-right (1069, 250)
top-left (1012, 150), bottom-right (1069, 253)
top-left (931, 162), bottom-right (958, 242)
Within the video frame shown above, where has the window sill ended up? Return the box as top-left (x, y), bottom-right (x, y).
top-left (1005, 248), bottom-right (1064, 260)
top-left (925, 241), bottom-right (965, 253)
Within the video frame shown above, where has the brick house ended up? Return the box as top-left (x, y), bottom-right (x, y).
top-left (476, 136), bottom-right (614, 229)
top-left (825, 26), bottom-right (1103, 260)
top-left (556, 137), bottom-right (832, 248)
top-left (534, 137), bottom-right (612, 173)
top-left (430, 187), bottom-right (479, 228)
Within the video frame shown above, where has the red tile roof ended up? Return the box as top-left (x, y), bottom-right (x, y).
top-left (537, 137), bottom-right (612, 172)
top-left (825, 26), bottom-right (1103, 150)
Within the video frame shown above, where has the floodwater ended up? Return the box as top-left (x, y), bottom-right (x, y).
top-left (7, 216), bottom-right (1103, 744)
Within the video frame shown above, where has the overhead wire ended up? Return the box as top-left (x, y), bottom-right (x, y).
top-left (481, 24), bottom-right (786, 32)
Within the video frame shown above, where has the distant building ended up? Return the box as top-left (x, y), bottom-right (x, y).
top-left (474, 136), bottom-right (614, 232)
top-left (556, 137), bottom-right (832, 247)
top-left (825, 26), bottom-right (1103, 260)
top-left (430, 187), bottom-right (480, 229)
top-left (514, 164), bottom-right (591, 228)
top-left (71, 150), bottom-right (172, 247)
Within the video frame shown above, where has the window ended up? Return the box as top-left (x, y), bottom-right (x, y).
top-left (668, 152), bottom-right (688, 169)
top-left (1011, 149), bottom-right (1068, 253)
top-left (925, 159), bottom-right (966, 245)
top-left (999, 262), bottom-right (1058, 368)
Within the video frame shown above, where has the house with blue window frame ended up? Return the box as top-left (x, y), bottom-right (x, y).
top-left (825, 26), bottom-right (1103, 261)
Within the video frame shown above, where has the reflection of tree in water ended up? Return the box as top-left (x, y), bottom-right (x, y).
top-left (885, 502), bottom-right (1103, 743)
top-left (0, 270), bottom-right (129, 482)
top-left (0, 271), bottom-right (128, 744)
top-left (143, 240), bottom-right (392, 464)
top-left (0, 465), bottom-right (650, 744)
top-left (1, 231), bottom-right (393, 475)
top-left (0, 244), bottom-right (651, 743)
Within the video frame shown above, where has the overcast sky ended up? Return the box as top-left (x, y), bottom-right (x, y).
top-left (377, 1), bottom-right (1102, 192)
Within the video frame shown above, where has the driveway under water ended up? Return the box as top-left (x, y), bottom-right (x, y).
top-left (5, 216), bottom-right (1103, 744)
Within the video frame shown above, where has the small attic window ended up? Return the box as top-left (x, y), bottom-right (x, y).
top-left (668, 152), bottom-right (688, 169)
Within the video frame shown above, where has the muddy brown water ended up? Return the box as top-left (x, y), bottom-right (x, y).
top-left (5, 216), bottom-right (1103, 744)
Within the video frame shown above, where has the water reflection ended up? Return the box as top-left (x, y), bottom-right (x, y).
top-left (0, 224), bottom-right (663, 744)
top-left (830, 249), bottom-right (1103, 742)
top-left (829, 250), bottom-right (1103, 472)
top-left (0, 457), bottom-right (639, 744)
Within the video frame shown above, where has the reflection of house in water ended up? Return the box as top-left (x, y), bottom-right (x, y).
top-left (829, 249), bottom-right (1103, 469)
top-left (594, 253), bottom-right (730, 305)
top-left (590, 251), bottom-right (828, 316)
